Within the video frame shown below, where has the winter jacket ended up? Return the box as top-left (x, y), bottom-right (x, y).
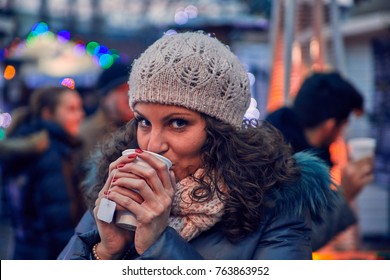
top-left (3, 120), bottom-right (85, 259)
top-left (265, 107), bottom-right (357, 250)
top-left (58, 152), bottom-right (337, 260)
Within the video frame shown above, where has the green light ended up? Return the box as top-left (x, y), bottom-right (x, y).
top-left (0, 128), bottom-right (5, 141)
top-left (33, 22), bottom-right (49, 34)
top-left (109, 49), bottom-right (119, 55)
top-left (99, 54), bottom-right (114, 69)
top-left (86, 42), bottom-right (99, 55)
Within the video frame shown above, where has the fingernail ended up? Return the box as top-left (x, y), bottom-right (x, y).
top-left (117, 163), bottom-right (125, 168)
top-left (135, 148), bottom-right (143, 153)
top-left (128, 154), bottom-right (137, 159)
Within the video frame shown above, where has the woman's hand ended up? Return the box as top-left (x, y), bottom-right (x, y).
top-left (97, 150), bottom-right (176, 256)
top-left (93, 154), bottom-right (142, 259)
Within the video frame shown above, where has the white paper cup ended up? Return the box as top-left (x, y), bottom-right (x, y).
top-left (348, 137), bottom-right (376, 161)
top-left (115, 149), bottom-right (172, 231)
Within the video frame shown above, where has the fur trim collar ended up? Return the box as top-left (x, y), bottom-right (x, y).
top-left (268, 151), bottom-right (338, 223)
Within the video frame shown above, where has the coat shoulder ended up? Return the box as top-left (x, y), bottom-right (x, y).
top-left (268, 152), bottom-right (339, 223)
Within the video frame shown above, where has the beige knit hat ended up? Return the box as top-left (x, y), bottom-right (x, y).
top-left (128, 32), bottom-right (251, 127)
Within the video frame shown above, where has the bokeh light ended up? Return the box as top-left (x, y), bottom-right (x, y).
top-left (73, 44), bottom-right (86, 56)
top-left (3, 65), bottom-right (16, 80)
top-left (32, 22), bottom-right (49, 34)
top-left (86, 41), bottom-right (100, 55)
top-left (174, 5), bottom-right (198, 25)
top-left (61, 78), bottom-right (76, 90)
top-left (9, 21), bottom-right (123, 73)
top-left (0, 112), bottom-right (12, 128)
top-left (0, 48), bottom-right (6, 62)
top-left (58, 30), bottom-right (71, 43)
top-left (99, 54), bottom-right (114, 69)
top-left (0, 128), bottom-right (5, 141)
top-left (247, 72), bottom-right (256, 87)
top-left (109, 49), bottom-right (120, 60)
top-left (185, 5), bottom-right (198, 19)
top-left (164, 29), bottom-right (177, 36)
top-left (174, 10), bottom-right (188, 25)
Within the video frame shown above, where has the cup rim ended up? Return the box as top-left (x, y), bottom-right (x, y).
top-left (122, 149), bottom-right (172, 168)
top-left (347, 137), bottom-right (376, 147)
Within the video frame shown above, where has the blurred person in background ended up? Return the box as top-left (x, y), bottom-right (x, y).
top-left (0, 110), bottom-right (49, 161)
top-left (59, 32), bottom-right (336, 260)
top-left (265, 71), bottom-right (373, 250)
top-left (58, 62), bottom-right (135, 254)
top-left (79, 62), bottom-right (134, 165)
top-left (2, 85), bottom-right (85, 259)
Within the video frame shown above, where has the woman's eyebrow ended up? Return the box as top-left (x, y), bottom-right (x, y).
top-left (134, 110), bottom-right (194, 121)
top-left (133, 110), bottom-right (148, 120)
top-left (161, 112), bottom-right (193, 122)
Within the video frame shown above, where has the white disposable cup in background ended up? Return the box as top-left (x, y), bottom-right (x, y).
top-left (347, 137), bottom-right (377, 161)
top-left (115, 149), bottom-right (172, 231)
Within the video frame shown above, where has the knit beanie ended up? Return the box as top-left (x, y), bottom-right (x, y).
top-left (128, 32), bottom-right (251, 127)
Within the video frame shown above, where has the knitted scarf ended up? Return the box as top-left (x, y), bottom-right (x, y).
top-left (168, 169), bottom-right (226, 241)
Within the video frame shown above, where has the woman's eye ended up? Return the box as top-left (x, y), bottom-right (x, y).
top-left (136, 118), bottom-right (150, 128)
top-left (171, 119), bottom-right (188, 129)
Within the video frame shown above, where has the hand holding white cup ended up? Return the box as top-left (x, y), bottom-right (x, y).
top-left (115, 149), bottom-right (172, 231)
top-left (347, 137), bottom-right (376, 162)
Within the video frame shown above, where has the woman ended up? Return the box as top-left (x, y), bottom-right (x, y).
top-left (61, 32), bottom-right (336, 260)
top-left (3, 85), bottom-right (85, 259)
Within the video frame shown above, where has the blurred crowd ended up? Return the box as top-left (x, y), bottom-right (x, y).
top-left (0, 62), bottom-right (134, 259)
top-left (0, 32), bottom-right (381, 260)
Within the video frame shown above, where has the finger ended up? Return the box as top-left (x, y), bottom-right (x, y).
top-left (109, 190), bottom-right (168, 226)
top-left (118, 162), bottom-right (168, 196)
top-left (108, 153), bottom-right (139, 174)
top-left (111, 177), bottom-right (156, 203)
top-left (100, 159), bottom-right (143, 197)
top-left (108, 189), bottom-right (144, 215)
top-left (109, 184), bottom-right (144, 204)
top-left (110, 176), bottom-right (173, 222)
top-left (112, 169), bottom-right (143, 180)
top-left (123, 152), bottom-right (174, 195)
top-left (98, 169), bottom-right (118, 197)
top-left (136, 152), bottom-right (173, 188)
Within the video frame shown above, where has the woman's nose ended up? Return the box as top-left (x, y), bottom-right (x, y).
top-left (146, 128), bottom-right (168, 154)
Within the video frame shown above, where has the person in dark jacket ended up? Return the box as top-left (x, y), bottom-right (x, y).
top-left (3, 85), bottom-right (85, 259)
top-left (79, 62), bottom-right (134, 162)
top-left (59, 32), bottom-right (336, 260)
top-left (265, 71), bottom-right (373, 250)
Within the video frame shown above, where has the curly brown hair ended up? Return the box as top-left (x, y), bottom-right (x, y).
top-left (84, 116), bottom-right (300, 242)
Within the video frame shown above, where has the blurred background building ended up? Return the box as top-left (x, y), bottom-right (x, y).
top-left (1, 0), bottom-right (390, 258)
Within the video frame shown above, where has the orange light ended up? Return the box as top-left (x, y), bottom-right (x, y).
top-left (4, 65), bottom-right (16, 80)
top-left (61, 78), bottom-right (75, 90)
top-left (329, 136), bottom-right (348, 188)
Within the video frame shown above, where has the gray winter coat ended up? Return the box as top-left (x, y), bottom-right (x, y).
top-left (58, 152), bottom-right (338, 260)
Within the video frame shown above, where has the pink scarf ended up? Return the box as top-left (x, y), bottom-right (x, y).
top-left (168, 169), bottom-right (226, 241)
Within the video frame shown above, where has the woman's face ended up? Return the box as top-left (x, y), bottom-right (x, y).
top-left (134, 103), bottom-right (207, 182)
top-left (54, 91), bottom-right (84, 137)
